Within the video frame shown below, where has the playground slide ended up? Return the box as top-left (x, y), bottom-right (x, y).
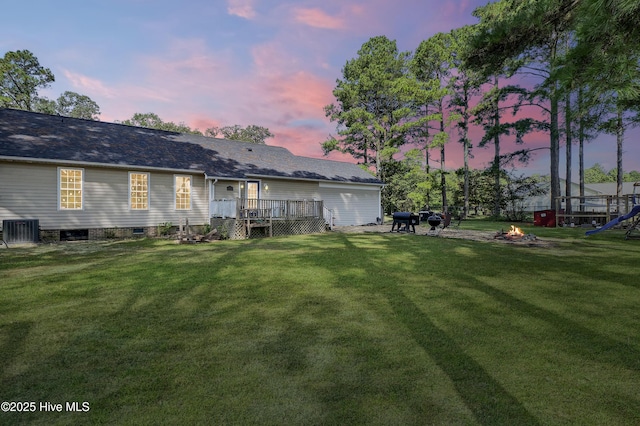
top-left (585, 204), bottom-right (640, 236)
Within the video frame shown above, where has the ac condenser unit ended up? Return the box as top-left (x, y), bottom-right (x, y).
top-left (2, 219), bottom-right (39, 244)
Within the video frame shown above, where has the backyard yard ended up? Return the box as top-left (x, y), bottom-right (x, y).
top-left (0, 221), bottom-right (638, 425)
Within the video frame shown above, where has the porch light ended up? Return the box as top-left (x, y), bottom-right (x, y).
top-left (263, 183), bottom-right (269, 191)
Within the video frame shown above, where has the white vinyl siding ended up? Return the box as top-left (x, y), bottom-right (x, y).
top-left (211, 180), bottom-right (241, 200)
top-left (0, 162), bottom-right (208, 229)
top-left (255, 179), bottom-right (322, 201)
top-left (212, 178), bottom-right (382, 226)
top-left (318, 183), bottom-right (381, 226)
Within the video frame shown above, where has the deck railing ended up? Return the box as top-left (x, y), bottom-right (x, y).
top-left (209, 198), bottom-right (237, 218)
top-left (210, 198), bottom-right (324, 220)
top-left (323, 206), bottom-right (334, 230)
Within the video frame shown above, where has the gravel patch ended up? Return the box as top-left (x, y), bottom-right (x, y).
top-left (329, 224), bottom-right (556, 247)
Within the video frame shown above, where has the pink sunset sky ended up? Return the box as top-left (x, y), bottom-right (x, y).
top-left (4, 0), bottom-right (639, 178)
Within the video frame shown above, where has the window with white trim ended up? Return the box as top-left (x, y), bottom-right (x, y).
top-left (59, 168), bottom-right (83, 210)
top-left (175, 175), bottom-right (192, 210)
top-left (130, 172), bottom-right (149, 210)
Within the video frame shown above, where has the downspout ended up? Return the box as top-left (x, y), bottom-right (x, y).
top-left (206, 175), bottom-right (218, 219)
top-left (379, 185), bottom-right (383, 224)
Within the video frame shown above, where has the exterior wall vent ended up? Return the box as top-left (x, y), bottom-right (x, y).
top-left (60, 229), bottom-right (89, 241)
top-left (2, 219), bottom-right (39, 244)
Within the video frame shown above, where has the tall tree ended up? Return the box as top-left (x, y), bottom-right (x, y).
top-left (206, 124), bottom-right (273, 144)
top-left (119, 112), bottom-right (203, 135)
top-left (584, 163), bottom-right (612, 183)
top-left (412, 32), bottom-right (455, 212)
top-left (54, 91), bottom-right (101, 120)
top-left (466, 0), bottom-right (640, 210)
top-left (449, 25), bottom-right (485, 219)
top-left (466, 1), bottom-right (572, 210)
top-left (472, 75), bottom-right (539, 217)
top-left (382, 149), bottom-right (433, 213)
top-left (581, 35), bottom-right (640, 204)
top-left (0, 50), bottom-right (55, 111)
top-left (571, 0), bottom-right (640, 95)
top-left (561, 34), bottom-right (576, 214)
top-left (324, 36), bottom-right (423, 182)
top-left (571, 82), bottom-right (606, 210)
top-left (564, 89), bottom-right (573, 214)
top-left (34, 91), bottom-right (101, 120)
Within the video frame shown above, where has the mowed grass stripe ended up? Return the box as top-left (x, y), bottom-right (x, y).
top-left (1, 228), bottom-right (639, 424)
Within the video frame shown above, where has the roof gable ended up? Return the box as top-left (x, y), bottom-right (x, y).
top-left (0, 108), bottom-right (381, 185)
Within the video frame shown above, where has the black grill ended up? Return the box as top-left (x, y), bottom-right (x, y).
top-left (391, 212), bottom-right (419, 233)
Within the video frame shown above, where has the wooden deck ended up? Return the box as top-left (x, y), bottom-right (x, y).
top-left (210, 198), bottom-right (330, 239)
top-left (240, 208), bottom-right (273, 238)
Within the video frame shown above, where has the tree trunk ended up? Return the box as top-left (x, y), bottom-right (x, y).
top-left (463, 139), bottom-right (469, 219)
top-left (460, 83), bottom-right (470, 219)
top-left (439, 101), bottom-right (447, 212)
top-left (549, 40), bottom-right (561, 213)
top-left (616, 103), bottom-right (624, 211)
top-left (565, 92), bottom-right (572, 215)
top-left (550, 94), bottom-right (560, 213)
top-left (424, 113), bottom-right (430, 173)
top-left (375, 135), bottom-right (382, 181)
top-left (578, 87), bottom-right (585, 213)
top-left (363, 138), bottom-right (368, 169)
top-left (424, 120), bottom-right (430, 208)
top-left (493, 76), bottom-right (501, 217)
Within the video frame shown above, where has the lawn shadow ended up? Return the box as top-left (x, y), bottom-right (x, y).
top-left (0, 321), bottom-right (31, 376)
top-left (463, 277), bottom-right (640, 372)
top-left (382, 284), bottom-right (541, 425)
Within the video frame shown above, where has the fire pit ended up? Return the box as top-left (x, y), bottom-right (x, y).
top-left (494, 225), bottom-right (538, 241)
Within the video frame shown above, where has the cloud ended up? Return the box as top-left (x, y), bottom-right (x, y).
top-left (260, 71), bottom-right (334, 119)
top-left (292, 8), bottom-right (345, 29)
top-left (459, 0), bottom-right (473, 14)
top-left (61, 68), bottom-right (175, 123)
top-left (250, 42), bottom-right (298, 76)
top-left (248, 42), bottom-right (335, 122)
top-left (62, 70), bottom-right (116, 99)
top-left (226, 0), bottom-right (256, 19)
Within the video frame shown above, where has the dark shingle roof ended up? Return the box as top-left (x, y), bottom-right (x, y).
top-left (0, 108), bottom-right (382, 185)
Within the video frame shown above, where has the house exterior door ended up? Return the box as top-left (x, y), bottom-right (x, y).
top-left (246, 181), bottom-right (259, 208)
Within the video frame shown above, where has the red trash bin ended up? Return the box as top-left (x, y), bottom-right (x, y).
top-left (534, 209), bottom-right (564, 227)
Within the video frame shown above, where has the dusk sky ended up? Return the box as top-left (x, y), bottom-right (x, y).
top-left (4, 0), bottom-right (639, 178)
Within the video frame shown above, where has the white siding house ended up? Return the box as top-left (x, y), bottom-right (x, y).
top-left (0, 162), bottom-right (208, 230)
top-left (0, 108), bottom-right (383, 239)
top-left (318, 182), bottom-right (381, 226)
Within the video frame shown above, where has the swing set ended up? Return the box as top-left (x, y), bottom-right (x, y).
top-left (585, 182), bottom-right (640, 239)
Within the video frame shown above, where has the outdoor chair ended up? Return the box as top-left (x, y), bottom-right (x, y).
top-left (441, 212), bottom-right (452, 229)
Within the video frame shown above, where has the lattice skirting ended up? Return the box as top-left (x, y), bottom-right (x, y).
top-left (272, 218), bottom-right (325, 237)
top-left (210, 218), bottom-right (325, 239)
top-left (209, 218), bottom-right (245, 240)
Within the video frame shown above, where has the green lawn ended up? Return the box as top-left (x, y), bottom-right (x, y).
top-left (1, 223), bottom-right (639, 425)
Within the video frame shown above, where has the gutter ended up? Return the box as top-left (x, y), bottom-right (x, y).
top-left (0, 155), bottom-right (205, 175)
top-left (244, 173), bottom-right (384, 187)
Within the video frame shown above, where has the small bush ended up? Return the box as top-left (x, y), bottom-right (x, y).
top-left (158, 222), bottom-right (173, 236)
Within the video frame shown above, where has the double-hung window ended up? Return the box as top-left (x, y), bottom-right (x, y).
top-left (130, 172), bottom-right (149, 210)
top-left (59, 168), bottom-right (83, 210)
top-left (175, 175), bottom-right (192, 210)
